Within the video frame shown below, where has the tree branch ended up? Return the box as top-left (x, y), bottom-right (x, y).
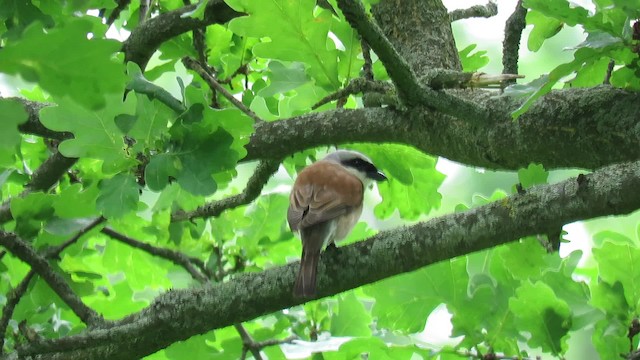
top-left (0, 151), bottom-right (78, 225)
top-left (0, 231), bottom-right (104, 327)
top-left (181, 57), bottom-right (263, 123)
top-left (336, 0), bottom-right (491, 121)
top-left (502, 0), bottom-right (527, 78)
top-left (245, 86), bottom-right (640, 170)
top-left (0, 271), bottom-right (34, 355)
top-left (0, 218), bottom-right (105, 354)
top-left (9, 85), bottom-right (640, 173)
top-left (449, 1), bottom-right (498, 22)
top-left (427, 70), bottom-right (524, 90)
top-left (100, 227), bottom-right (211, 283)
top-left (11, 159), bottom-right (640, 359)
top-left (13, 98), bottom-right (70, 141)
top-left (122, 0), bottom-right (243, 69)
top-left (171, 159), bottom-right (280, 222)
top-left (312, 78), bottom-right (393, 110)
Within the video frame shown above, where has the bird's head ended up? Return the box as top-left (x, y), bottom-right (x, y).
top-left (324, 150), bottom-right (387, 185)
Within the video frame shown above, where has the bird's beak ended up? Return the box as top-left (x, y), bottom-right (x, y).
top-left (368, 170), bottom-right (387, 181)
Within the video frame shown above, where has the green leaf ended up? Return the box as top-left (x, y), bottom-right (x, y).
top-left (238, 193), bottom-right (289, 251)
top-left (365, 259), bottom-right (467, 333)
top-left (350, 144), bottom-right (445, 220)
top-left (96, 173), bottom-right (140, 219)
top-left (590, 279), bottom-right (629, 319)
top-left (593, 241), bottom-right (640, 312)
top-left (592, 230), bottom-right (634, 247)
top-left (517, 163), bottom-right (548, 188)
top-left (592, 318), bottom-right (629, 359)
top-left (611, 65), bottom-right (640, 90)
top-left (10, 192), bottom-right (55, 238)
top-left (145, 154), bottom-right (180, 192)
top-left (524, 0), bottom-right (590, 27)
top-left (39, 94), bottom-right (137, 173)
top-left (174, 129), bottom-right (237, 196)
top-left (0, 0), bottom-right (54, 40)
top-left (526, 10), bottom-right (563, 52)
top-left (458, 44), bottom-right (490, 72)
top-left (497, 237), bottom-right (552, 280)
top-left (53, 183), bottom-right (100, 218)
top-left (129, 94), bottom-right (174, 150)
top-left (452, 250), bottom-right (523, 354)
top-left (567, 56), bottom-right (610, 88)
top-left (228, 0), bottom-right (339, 89)
top-left (509, 45), bottom-right (614, 118)
top-left (509, 281), bottom-right (571, 355)
top-left (168, 104), bottom-right (251, 196)
top-left (258, 61), bottom-right (309, 97)
top-left (330, 292), bottom-right (372, 337)
top-left (0, 19), bottom-right (126, 109)
top-left (0, 98), bottom-right (28, 150)
top-left (541, 251), bottom-right (597, 330)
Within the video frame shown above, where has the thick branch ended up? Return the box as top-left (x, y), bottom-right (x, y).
top-left (336, 0), bottom-right (490, 121)
top-left (0, 232), bottom-right (103, 326)
top-left (10, 86), bottom-right (640, 172)
top-left (11, 159), bottom-right (640, 359)
top-left (337, 0), bottom-right (420, 102)
top-left (122, 0), bottom-right (243, 69)
top-left (244, 86), bottom-right (640, 170)
top-left (371, 0), bottom-right (461, 72)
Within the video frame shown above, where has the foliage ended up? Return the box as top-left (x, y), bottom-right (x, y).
top-left (506, 0), bottom-right (640, 117)
top-left (0, 0), bottom-right (639, 359)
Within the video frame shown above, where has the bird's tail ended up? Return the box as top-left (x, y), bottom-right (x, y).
top-left (293, 249), bottom-right (320, 298)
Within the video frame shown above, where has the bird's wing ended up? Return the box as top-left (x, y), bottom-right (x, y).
top-left (287, 161), bottom-right (363, 231)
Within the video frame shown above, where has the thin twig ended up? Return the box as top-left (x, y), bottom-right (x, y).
top-left (193, 28), bottom-right (209, 68)
top-left (171, 159), bottom-right (280, 222)
top-left (312, 78), bottom-right (392, 109)
top-left (218, 64), bottom-right (249, 85)
top-left (139, 0), bottom-right (150, 24)
top-left (502, 0), bottom-right (527, 80)
top-left (0, 271), bottom-right (35, 355)
top-left (100, 227), bottom-right (211, 283)
top-left (43, 217), bottom-right (106, 259)
top-left (428, 71), bottom-right (524, 90)
top-left (106, 0), bottom-right (131, 26)
top-left (234, 323), bottom-right (297, 360)
top-left (361, 39), bottom-right (374, 81)
top-left (182, 57), bottom-right (263, 123)
top-left (0, 231), bottom-right (104, 327)
top-left (604, 59), bottom-right (615, 85)
top-left (235, 324), bottom-right (263, 360)
top-left (449, 1), bottom-right (498, 22)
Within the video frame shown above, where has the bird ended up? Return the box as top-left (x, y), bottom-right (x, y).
top-left (287, 150), bottom-right (387, 298)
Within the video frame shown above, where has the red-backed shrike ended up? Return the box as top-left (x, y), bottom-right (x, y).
top-left (287, 150), bottom-right (387, 298)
